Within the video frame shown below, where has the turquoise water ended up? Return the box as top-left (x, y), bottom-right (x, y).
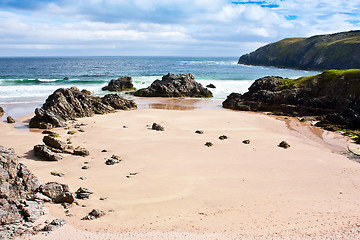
top-left (0, 56), bottom-right (320, 104)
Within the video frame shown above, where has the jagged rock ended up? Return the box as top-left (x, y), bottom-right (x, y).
top-left (53, 192), bottom-right (75, 204)
top-left (206, 84), bottom-right (216, 88)
top-left (0, 146), bottom-right (45, 239)
top-left (75, 187), bottom-right (94, 199)
top-left (205, 142), bottom-right (213, 147)
top-left (7, 116), bottom-right (15, 123)
top-left (152, 123), bottom-right (164, 131)
top-left (39, 182), bottom-right (70, 199)
top-left (33, 144), bottom-right (63, 161)
top-left (278, 141), bottom-right (290, 149)
top-left (81, 209), bottom-right (105, 220)
top-left (29, 87), bottom-right (137, 129)
top-left (134, 73), bottom-right (213, 98)
top-left (32, 193), bottom-right (52, 202)
top-left (0, 107), bottom-right (4, 117)
top-left (242, 139), bottom-right (251, 144)
top-left (42, 130), bottom-right (60, 137)
top-left (102, 94), bottom-right (137, 110)
top-left (102, 77), bottom-right (136, 91)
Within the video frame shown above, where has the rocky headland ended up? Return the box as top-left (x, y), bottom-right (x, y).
top-left (29, 87), bottom-right (137, 129)
top-left (134, 73), bottom-right (213, 98)
top-left (238, 30), bottom-right (360, 70)
top-left (223, 69), bottom-right (360, 133)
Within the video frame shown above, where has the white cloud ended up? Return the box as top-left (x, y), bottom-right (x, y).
top-left (0, 0), bottom-right (359, 56)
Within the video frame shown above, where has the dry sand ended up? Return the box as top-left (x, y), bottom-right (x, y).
top-left (1, 106), bottom-right (360, 239)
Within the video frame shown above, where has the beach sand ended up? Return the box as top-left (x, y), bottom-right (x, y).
top-left (1, 102), bottom-right (360, 239)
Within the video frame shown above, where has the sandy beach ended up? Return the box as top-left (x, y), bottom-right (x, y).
top-left (1, 101), bottom-right (360, 239)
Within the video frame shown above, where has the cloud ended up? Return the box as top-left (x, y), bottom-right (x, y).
top-left (0, 0), bottom-right (359, 56)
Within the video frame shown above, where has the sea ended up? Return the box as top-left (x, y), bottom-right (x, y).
top-left (0, 56), bottom-right (320, 115)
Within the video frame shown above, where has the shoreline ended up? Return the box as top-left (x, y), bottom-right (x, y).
top-left (1, 99), bottom-right (360, 239)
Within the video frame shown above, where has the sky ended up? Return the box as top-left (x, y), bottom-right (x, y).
top-left (0, 0), bottom-right (359, 57)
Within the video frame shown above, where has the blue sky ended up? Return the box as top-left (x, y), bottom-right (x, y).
top-left (0, 0), bottom-right (359, 56)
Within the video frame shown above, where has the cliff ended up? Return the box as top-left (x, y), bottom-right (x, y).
top-left (238, 30), bottom-right (360, 70)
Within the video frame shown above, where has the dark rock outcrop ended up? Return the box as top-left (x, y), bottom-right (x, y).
top-left (33, 144), bottom-right (63, 161)
top-left (0, 146), bottom-right (43, 238)
top-left (81, 209), bottom-right (105, 220)
top-left (238, 30), bottom-right (360, 70)
top-left (29, 87), bottom-right (137, 129)
top-left (134, 73), bottom-right (213, 98)
top-left (0, 106), bottom-right (4, 117)
top-left (206, 84), bottom-right (216, 89)
top-left (75, 187), bottom-right (93, 199)
top-left (223, 70), bottom-right (360, 131)
top-left (101, 94), bottom-right (137, 110)
top-left (102, 77), bottom-right (136, 92)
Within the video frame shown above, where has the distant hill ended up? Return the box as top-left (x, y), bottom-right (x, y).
top-left (238, 30), bottom-right (360, 70)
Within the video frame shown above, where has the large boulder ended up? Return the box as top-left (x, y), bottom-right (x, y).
top-left (134, 73), bottom-right (213, 98)
top-left (102, 77), bottom-right (136, 91)
top-left (29, 87), bottom-right (137, 129)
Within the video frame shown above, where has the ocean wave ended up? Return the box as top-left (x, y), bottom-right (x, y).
top-left (179, 60), bottom-right (237, 65)
top-left (0, 78), bottom-right (107, 85)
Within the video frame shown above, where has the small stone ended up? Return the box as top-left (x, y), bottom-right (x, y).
top-left (205, 142), bottom-right (213, 147)
top-left (99, 197), bottom-right (106, 201)
top-left (78, 128), bottom-right (85, 132)
top-left (206, 84), bottom-right (216, 88)
top-left (81, 209), bottom-right (105, 220)
top-left (111, 155), bottom-right (121, 160)
top-left (105, 159), bottom-right (120, 165)
top-left (129, 172), bottom-right (138, 176)
top-left (123, 125), bottom-right (128, 128)
top-left (73, 148), bottom-right (89, 156)
top-left (75, 187), bottom-right (94, 199)
top-left (7, 116), bottom-right (15, 123)
top-left (67, 131), bottom-right (77, 135)
top-left (219, 135), bottom-right (228, 140)
top-left (242, 139), bottom-right (250, 144)
top-left (278, 141), bottom-right (290, 149)
top-left (152, 123), bottom-right (164, 131)
top-left (53, 192), bottom-right (75, 204)
top-left (79, 176), bottom-right (87, 180)
top-left (81, 165), bottom-right (90, 170)
top-left (195, 130), bottom-right (204, 134)
top-left (50, 171), bottom-right (65, 177)
top-left (42, 130), bottom-right (60, 137)
top-left (101, 149), bottom-right (108, 152)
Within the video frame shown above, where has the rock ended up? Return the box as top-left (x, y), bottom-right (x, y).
top-left (42, 130), bottom-right (60, 138)
top-left (205, 142), bottom-right (213, 147)
top-left (7, 116), bottom-right (15, 123)
top-left (42, 218), bottom-right (66, 232)
top-left (0, 146), bottom-right (45, 238)
top-left (82, 209), bottom-right (105, 220)
top-left (75, 187), bottom-right (94, 199)
top-left (67, 130), bottom-right (77, 135)
top-left (278, 141), bottom-right (290, 149)
top-left (134, 73), bottom-right (213, 98)
top-left (101, 149), bottom-right (107, 152)
top-left (63, 77), bottom-right (70, 80)
top-left (105, 159), bottom-right (120, 165)
top-left (219, 135), bottom-right (228, 140)
top-left (242, 139), bottom-right (251, 144)
top-left (53, 192), bottom-right (75, 204)
top-left (195, 130), bottom-right (204, 134)
top-left (81, 89), bottom-right (92, 95)
top-left (39, 182), bottom-right (70, 199)
top-left (81, 165), bottom-right (90, 170)
top-left (29, 87), bottom-right (137, 129)
top-left (73, 147), bottom-right (89, 156)
top-left (32, 193), bottom-right (52, 202)
top-left (33, 144), bottom-right (63, 161)
top-left (102, 77), bottom-right (136, 92)
top-left (111, 155), bottom-right (121, 160)
top-left (101, 94), bottom-right (137, 110)
top-left (152, 123), bottom-right (164, 131)
top-left (222, 70), bottom-right (360, 131)
top-left (0, 106), bottom-right (4, 117)
top-left (43, 136), bottom-right (67, 150)
top-left (50, 171), bottom-right (65, 177)
top-left (206, 84), bottom-right (216, 88)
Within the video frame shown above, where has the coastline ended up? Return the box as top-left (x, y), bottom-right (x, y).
top-left (1, 98), bottom-right (360, 239)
